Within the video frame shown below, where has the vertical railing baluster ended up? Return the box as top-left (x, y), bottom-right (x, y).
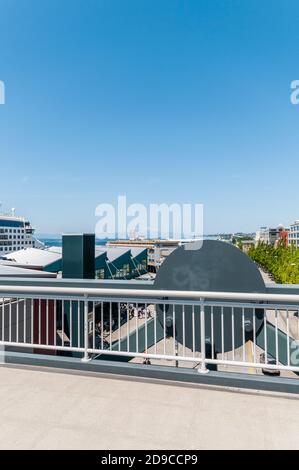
top-left (110, 302), bottom-right (112, 351)
top-left (253, 309), bottom-right (256, 364)
top-left (92, 301), bottom-right (95, 350)
top-left (101, 301), bottom-right (104, 351)
top-left (46, 299), bottom-right (49, 346)
top-left (2, 297), bottom-right (4, 342)
top-left (54, 299), bottom-right (57, 347)
top-left (24, 299), bottom-right (27, 343)
top-left (192, 304), bottom-right (195, 358)
top-left (211, 306), bottom-right (214, 360)
top-left (127, 303), bottom-right (130, 352)
top-left (173, 304), bottom-right (176, 357)
top-left (136, 303), bottom-right (139, 353)
top-left (62, 300), bottom-right (65, 347)
top-left (9, 298), bottom-right (11, 342)
top-left (38, 299), bottom-right (41, 345)
top-left (16, 298), bottom-right (19, 343)
top-left (78, 300), bottom-right (81, 348)
top-left (118, 302), bottom-right (121, 351)
top-left (154, 303), bottom-right (157, 355)
top-left (242, 307), bottom-right (245, 362)
top-left (286, 308), bottom-right (290, 366)
top-left (198, 298), bottom-right (208, 374)
top-left (70, 300), bottom-right (72, 348)
top-left (182, 304), bottom-right (185, 357)
top-left (221, 306), bottom-right (224, 360)
top-left (275, 308), bottom-right (279, 365)
top-left (231, 307), bottom-right (235, 361)
top-left (163, 303), bottom-right (166, 356)
top-left (31, 298), bottom-right (33, 345)
top-left (145, 303), bottom-right (148, 354)
top-left (82, 295), bottom-right (90, 362)
top-left (264, 308), bottom-right (268, 365)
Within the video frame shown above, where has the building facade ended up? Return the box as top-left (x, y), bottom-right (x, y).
top-left (0, 214), bottom-right (43, 255)
top-left (256, 225), bottom-right (289, 247)
top-left (107, 239), bottom-right (181, 272)
top-left (288, 220), bottom-right (299, 248)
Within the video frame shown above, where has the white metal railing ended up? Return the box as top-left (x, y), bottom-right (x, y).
top-left (1, 284), bottom-right (299, 376)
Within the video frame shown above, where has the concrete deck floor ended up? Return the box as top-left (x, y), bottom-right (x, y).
top-left (0, 365), bottom-right (299, 450)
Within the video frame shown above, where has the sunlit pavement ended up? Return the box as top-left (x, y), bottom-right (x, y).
top-left (0, 365), bottom-right (299, 449)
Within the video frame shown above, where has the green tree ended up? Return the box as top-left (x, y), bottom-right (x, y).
top-left (248, 241), bottom-right (299, 284)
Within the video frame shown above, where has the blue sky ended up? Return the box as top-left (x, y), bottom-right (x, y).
top-left (0, 0), bottom-right (298, 234)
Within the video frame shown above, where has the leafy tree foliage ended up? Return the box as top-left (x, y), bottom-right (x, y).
top-left (248, 241), bottom-right (299, 284)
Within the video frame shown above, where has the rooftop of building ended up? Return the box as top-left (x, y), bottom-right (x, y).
top-left (129, 246), bottom-right (148, 257)
top-left (47, 245), bottom-right (147, 261)
top-left (46, 246), bottom-right (62, 254)
top-left (0, 263), bottom-right (56, 278)
top-left (0, 364), bottom-right (298, 450)
top-left (108, 239), bottom-right (183, 247)
top-left (95, 246), bottom-right (131, 262)
top-left (3, 248), bottom-right (61, 268)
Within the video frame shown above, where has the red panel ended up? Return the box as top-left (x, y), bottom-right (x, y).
top-left (33, 299), bottom-right (56, 355)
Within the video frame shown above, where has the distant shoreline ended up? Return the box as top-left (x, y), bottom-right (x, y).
top-left (36, 234), bottom-right (223, 248)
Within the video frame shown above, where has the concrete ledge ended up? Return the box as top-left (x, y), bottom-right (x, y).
top-left (1, 351), bottom-right (299, 395)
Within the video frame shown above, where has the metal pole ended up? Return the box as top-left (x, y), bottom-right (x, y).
top-left (175, 339), bottom-right (179, 368)
top-left (198, 297), bottom-right (209, 374)
top-left (81, 295), bottom-right (90, 362)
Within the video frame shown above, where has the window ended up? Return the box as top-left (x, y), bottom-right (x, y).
top-left (96, 269), bottom-right (105, 279)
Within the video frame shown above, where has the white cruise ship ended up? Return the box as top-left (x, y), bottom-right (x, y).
top-left (0, 212), bottom-right (44, 256)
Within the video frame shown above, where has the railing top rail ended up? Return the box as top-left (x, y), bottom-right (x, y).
top-left (0, 284), bottom-right (299, 303)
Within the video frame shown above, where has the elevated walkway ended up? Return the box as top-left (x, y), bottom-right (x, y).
top-left (0, 364), bottom-right (299, 450)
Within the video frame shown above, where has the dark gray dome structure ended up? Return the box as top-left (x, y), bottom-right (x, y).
top-left (154, 240), bottom-right (266, 354)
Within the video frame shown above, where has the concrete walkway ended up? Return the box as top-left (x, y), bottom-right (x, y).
top-left (259, 266), bottom-right (275, 285)
top-left (0, 365), bottom-right (299, 449)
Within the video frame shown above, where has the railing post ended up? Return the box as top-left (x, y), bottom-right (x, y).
top-left (198, 297), bottom-right (209, 374)
top-left (81, 295), bottom-right (91, 362)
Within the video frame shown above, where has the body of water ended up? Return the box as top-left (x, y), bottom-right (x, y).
top-left (37, 235), bottom-right (107, 248)
top-left (37, 234), bottom-right (219, 249)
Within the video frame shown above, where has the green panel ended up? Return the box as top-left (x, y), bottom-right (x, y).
top-left (107, 253), bottom-right (132, 279)
top-left (62, 234), bottom-right (95, 356)
top-left (97, 317), bottom-right (164, 362)
top-left (95, 253), bottom-right (107, 270)
top-left (63, 300), bottom-right (84, 350)
top-left (62, 234), bottom-right (95, 279)
top-left (130, 252), bottom-right (148, 278)
top-left (44, 259), bottom-right (62, 273)
top-left (256, 321), bottom-right (299, 371)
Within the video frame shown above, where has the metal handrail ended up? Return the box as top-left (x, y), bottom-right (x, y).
top-left (0, 284), bottom-right (299, 303)
top-left (1, 281), bottom-right (299, 377)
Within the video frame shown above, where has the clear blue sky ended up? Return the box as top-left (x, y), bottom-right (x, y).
top-left (0, 0), bottom-right (298, 234)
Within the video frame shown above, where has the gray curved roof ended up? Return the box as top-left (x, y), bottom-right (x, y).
top-left (130, 247), bottom-right (147, 258)
top-left (95, 246), bottom-right (131, 263)
top-left (0, 264), bottom-right (56, 278)
top-left (4, 248), bottom-right (61, 268)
